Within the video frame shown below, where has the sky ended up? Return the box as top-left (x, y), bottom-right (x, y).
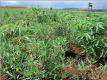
top-left (0, 1), bottom-right (107, 9)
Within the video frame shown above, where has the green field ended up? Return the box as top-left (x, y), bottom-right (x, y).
top-left (0, 8), bottom-right (107, 80)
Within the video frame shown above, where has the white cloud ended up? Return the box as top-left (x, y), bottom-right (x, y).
top-left (7, 1), bottom-right (18, 3)
top-left (1, 1), bottom-right (107, 9)
top-left (0, 1), bottom-right (21, 6)
top-left (2, 1), bottom-right (20, 4)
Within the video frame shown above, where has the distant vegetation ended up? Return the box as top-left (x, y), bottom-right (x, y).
top-left (0, 7), bottom-right (107, 80)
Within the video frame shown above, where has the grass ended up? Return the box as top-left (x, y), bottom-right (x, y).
top-left (0, 7), bottom-right (107, 80)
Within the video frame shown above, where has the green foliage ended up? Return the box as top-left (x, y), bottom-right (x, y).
top-left (0, 8), bottom-right (107, 79)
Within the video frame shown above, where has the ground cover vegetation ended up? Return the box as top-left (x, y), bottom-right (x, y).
top-left (0, 8), bottom-right (107, 80)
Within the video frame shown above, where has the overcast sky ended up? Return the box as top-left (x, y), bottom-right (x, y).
top-left (0, 1), bottom-right (107, 9)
